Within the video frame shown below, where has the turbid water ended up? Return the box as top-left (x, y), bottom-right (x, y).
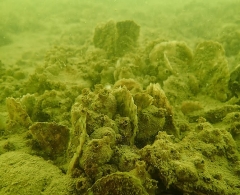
top-left (1, 0), bottom-right (240, 194)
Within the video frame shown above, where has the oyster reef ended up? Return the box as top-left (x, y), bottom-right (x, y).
top-left (0, 0), bottom-right (240, 194)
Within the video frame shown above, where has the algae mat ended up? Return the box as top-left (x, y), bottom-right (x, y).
top-left (1, 0), bottom-right (240, 194)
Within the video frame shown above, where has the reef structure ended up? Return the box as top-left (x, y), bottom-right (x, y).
top-left (1, 19), bottom-right (240, 195)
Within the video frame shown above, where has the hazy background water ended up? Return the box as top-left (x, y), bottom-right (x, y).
top-left (0, 1), bottom-right (240, 194)
top-left (1, 0), bottom-right (240, 60)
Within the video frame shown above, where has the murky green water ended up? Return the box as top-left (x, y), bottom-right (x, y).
top-left (0, 0), bottom-right (240, 194)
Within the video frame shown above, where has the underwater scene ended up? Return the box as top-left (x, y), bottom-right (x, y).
top-left (1, 0), bottom-right (240, 194)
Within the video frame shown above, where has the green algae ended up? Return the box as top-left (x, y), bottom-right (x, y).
top-left (1, 1), bottom-right (240, 195)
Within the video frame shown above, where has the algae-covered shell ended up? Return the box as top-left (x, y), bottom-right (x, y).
top-left (146, 83), bottom-right (177, 136)
top-left (29, 122), bottom-right (69, 157)
top-left (93, 20), bottom-right (140, 57)
top-left (192, 41), bottom-right (230, 101)
top-left (136, 105), bottom-right (166, 147)
top-left (6, 97), bottom-right (32, 129)
top-left (91, 88), bottom-right (117, 119)
top-left (114, 145), bottom-right (140, 172)
top-left (87, 172), bottom-right (148, 195)
top-left (80, 137), bottom-right (113, 171)
top-left (218, 25), bottom-right (240, 56)
top-left (149, 41), bottom-right (192, 66)
top-left (93, 20), bottom-right (117, 57)
top-left (148, 41), bottom-right (193, 82)
top-left (113, 86), bottom-right (138, 145)
top-left (90, 127), bottom-right (116, 146)
top-left (133, 92), bottom-right (153, 112)
top-left (229, 64), bottom-right (240, 98)
top-left (114, 78), bottom-right (142, 93)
